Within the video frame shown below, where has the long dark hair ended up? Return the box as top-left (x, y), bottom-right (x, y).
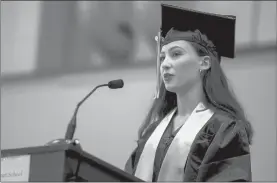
top-left (138, 37), bottom-right (253, 145)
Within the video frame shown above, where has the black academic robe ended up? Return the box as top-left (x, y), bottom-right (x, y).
top-left (124, 111), bottom-right (252, 182)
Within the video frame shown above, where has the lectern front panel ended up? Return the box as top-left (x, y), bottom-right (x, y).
top-left (29, 151), bottom-right (66, 181)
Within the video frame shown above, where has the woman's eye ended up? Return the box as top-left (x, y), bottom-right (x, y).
top-left (172, 52), bottom-right (181, 57)
top-left (160, 56), bottom-right (165, 62)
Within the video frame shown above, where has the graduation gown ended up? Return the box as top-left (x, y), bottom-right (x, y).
top-left (124, 111), bottom-right (252, 182)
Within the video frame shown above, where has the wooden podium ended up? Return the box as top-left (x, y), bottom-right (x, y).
top-left (1, 143), bottom-right (143, 182)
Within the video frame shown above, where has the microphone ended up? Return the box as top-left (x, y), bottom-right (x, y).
top-left (108, 79), bottom-right (124, 89)
top-left (64, 79), bottom-right (124, 140)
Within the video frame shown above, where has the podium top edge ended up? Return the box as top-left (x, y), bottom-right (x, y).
top-left (1, 144), bottom-right (74, 157)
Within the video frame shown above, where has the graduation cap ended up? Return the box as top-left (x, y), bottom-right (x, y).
top-left (154, 4), bottom-right (236, 98)
top-left (160, 3), bottom-right (236, 59)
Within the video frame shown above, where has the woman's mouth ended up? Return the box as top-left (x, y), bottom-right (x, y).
top-left (163, 73), bottom-right (174, 82)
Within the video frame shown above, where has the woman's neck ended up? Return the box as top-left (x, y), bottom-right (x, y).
top-left (176, 81), bottom-right (203, 117)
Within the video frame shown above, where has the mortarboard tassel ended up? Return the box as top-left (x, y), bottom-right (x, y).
top-left (154, 31), bottom-right (162, 99)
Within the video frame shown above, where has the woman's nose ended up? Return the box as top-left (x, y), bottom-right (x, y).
top-left (161, 59), bottom-right (171, 70)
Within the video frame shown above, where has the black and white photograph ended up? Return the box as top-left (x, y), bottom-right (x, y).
top-left (1, 1), bottom-right (276, 182)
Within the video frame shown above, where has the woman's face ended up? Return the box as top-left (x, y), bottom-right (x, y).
top-left (160, 40), bottom-right (203, 93)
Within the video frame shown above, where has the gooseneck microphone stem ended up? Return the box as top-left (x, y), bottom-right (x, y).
top-left (65, 84), bottom-right (108, 140)
top-left (78, 84), bottom-right (108, 107)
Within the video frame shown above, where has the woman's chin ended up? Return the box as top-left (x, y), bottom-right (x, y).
top-left (164, 84), bottom-right (177, 93)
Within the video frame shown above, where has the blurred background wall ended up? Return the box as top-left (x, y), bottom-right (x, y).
top-left (1, 1), bottom-right (276, 181)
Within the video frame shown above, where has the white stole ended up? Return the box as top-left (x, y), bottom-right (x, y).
top-left (134, 103), bottom-right (214, 182)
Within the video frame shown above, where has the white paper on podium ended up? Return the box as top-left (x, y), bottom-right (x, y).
top-left (1, 155), bottom-right (31, 181)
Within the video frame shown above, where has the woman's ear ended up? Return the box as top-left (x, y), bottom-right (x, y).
top-left (199, 56), bottom-right (211, 71)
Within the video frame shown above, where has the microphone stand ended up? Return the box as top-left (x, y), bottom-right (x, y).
top-left (65, 84), bottom-right (108, 140)
top-left (43, 80), bottom-right (123, 181)
top-left (45, 84), bottom-right (108, 147)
